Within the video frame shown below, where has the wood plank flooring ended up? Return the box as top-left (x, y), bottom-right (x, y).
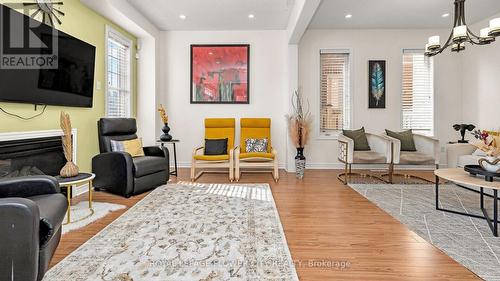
top-left (51, 169), bottom-right (479, 280)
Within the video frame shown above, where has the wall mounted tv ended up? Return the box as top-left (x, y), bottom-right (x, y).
top-left (0, 4), bottom-right (96, 108)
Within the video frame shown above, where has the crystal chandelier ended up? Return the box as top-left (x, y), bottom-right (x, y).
top-left (425, 0), bottom-right (500, 57)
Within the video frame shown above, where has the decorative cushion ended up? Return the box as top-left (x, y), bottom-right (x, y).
top-left (110, 138), bottom-right (145, 157)
top-left (204, 138), bottom-right (228, 155)
top-left (245, 138), bottom-right (268, 153)
top-left (132, 156), bottom-right (167, 177)
top-left (342, 127), bottom-right (371, 151)
top-left (385, 129), bottom-right (417, 151)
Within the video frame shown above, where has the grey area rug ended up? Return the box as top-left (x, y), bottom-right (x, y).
top-left (44, 182), bottom-right (298, 281)
top-left (349, 183), bottom-right (500, 281)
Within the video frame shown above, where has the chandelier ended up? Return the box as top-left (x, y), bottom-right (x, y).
top-left (425, 0), bottom-right (500, 57)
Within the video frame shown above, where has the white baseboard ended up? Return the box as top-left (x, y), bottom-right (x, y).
top-left (73, 183), bottom-right (90, 198)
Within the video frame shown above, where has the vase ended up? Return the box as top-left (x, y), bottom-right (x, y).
top-left (160, 123), bottom-right (173, 141)
top-left (60, 161), bottom-right (79, 178)
top-left (478, 157), bottom-right (500, 173)
top-left (295, 147), bottom-right (306, 179)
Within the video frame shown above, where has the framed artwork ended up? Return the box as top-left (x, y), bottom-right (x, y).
top-left (190, 44), bottom-right (250, 104)
top-left (368, 60), bottom-right (386, 109)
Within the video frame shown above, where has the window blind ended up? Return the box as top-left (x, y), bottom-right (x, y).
top-left (320, 51), bottom-right (351, 135)
top-left (106, 29), bottom-right (131, 118)
top-left (402, 49), bottom-right (434, 136)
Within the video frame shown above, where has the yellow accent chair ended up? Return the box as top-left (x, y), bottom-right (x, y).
top-left (235, 118), bottom-right (279, 182)
top-left (191, 118), bottom-right (236, 182)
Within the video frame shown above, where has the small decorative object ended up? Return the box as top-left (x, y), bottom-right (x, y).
top-left (23, 0), bottom-right (64, 26)
top-left (59, 111), bottom-right (78, 178)
top-left (287, 90), bottom-right (312, 179)
top-left (191, 44), bottom-right (250, 104)
top-left (368, 60), bottom-right (386, 109)
top-left (158, 104), bottom-right (172, 141)
top-left (453, 124), bottom-right (475, 143)
top-left (472, 129), bottom-right (500, 172)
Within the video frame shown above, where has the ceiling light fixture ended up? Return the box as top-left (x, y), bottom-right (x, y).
top-left (345, 14), bottom-right (352, 19)
top-left (248, 14), bottom-right (255, 19)
top-left (425, 0), bottom-right (499, 56)
top-left (442, 13), bottom-right (450, 18)
top-left (179, 14), bottom-right (186, 20)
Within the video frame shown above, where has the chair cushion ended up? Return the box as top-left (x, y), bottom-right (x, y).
top-left (193, 154), bottom-right (230, 161)
top-left (352, 151), bottom-right (386, 164)
top-left (205, 118), bottom-right (235, 153)
top-left (204, 139), bottom-right (228, 155)
top-left (111, 138), bottom-right (145, 157)
top-left (343, 127), bottom-right (370, 151)
top-left (399, 151), bottom-right (435, 165)
top-left (132, 156), bottom-right (167, 177)
top-left (385, 129), bottom-right (417, 151)
top-left (240, 152), bottom-right (275, 160)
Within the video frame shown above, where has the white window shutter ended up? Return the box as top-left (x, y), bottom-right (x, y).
top-left (320, 51), bottom-right (351, 135)
top-left (402, 49), bottom-right (434, 136)
top-left (106, 28), bottom-right (131, 118)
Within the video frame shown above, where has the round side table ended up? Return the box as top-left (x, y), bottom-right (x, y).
top-left (55, 173), bottom-right (95, 225)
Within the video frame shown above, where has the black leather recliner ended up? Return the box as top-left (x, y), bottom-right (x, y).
top-left (0, 176), bottom-right (68, 281)
top-left (92, 118), bottom-right (169, 197)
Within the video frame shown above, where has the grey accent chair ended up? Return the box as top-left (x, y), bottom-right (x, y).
top-left (338, 133), bottom-right (393, 184)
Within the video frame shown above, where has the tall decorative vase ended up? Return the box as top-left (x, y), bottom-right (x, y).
top-left (295, 147), bottom-right (306, 179)
top-left (160, 123), bottom-right (173, 141)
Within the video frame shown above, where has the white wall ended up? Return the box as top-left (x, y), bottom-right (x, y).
top-left (298, 29), bottom-right (463, 167)
top-left (160, 30), bottom-right (289, 167)
top-left (462, 13), bottom-right (500, 131)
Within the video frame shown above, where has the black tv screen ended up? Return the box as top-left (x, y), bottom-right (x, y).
top-left (0, 4), bottom-right (96, 107)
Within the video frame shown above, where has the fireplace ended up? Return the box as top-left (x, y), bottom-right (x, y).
top-left (0, 129), bottom-right (77, 178)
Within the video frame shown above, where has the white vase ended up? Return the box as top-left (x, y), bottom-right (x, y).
top-left (478, 157), bottom-right (500, 173)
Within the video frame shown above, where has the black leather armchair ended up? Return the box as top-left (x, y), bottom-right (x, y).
top-left (92, 118), bottom-right (169, 197)
top-left (0, 176), bottom-right (67, 281)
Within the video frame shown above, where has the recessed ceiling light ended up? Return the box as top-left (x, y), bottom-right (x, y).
top-left (179, 14), bottom-right (186, 20)
top-left (345, 14), bottom-right (353, 19)
top-left (248, 14), bottom-right (255, 19)
top-left (442, 13), bottom-right (450, 18)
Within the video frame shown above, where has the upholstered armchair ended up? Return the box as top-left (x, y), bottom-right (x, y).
top-left (235, 118), bottom-right (279, 182)
top-left (191, 118), bottom-right (236, 182)
top-left (338, 132), bottom-right (393, 184)
top-left (388, 133), bottom-right (440, 168)
top-left (92, 118), bottom-right (169, 198)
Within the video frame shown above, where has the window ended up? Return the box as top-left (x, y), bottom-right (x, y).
top-left (106, 26), bottom-right (132, 118)
top-left (319, 50), bottom-right (351, 137)
top-left (402, 49), bottom-right (434, 136)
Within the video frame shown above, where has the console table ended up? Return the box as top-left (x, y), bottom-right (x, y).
top-left (434, 168), bottom-right (499, 236)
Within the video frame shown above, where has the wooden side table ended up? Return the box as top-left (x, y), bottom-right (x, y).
top-left (434, 168), bottom-right (499, 236)
top-left (157, 139), bottom-right (179, 177)
top-left (55, 173), bottom-right (95, 225)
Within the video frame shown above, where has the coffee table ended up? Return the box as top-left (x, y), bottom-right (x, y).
top-left (434, 168), bottom-right (499, 236)
top-left (55, 173), bottom-right (95, 225)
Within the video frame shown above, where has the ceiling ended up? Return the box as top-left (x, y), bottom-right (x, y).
top-left (309, 0), bottom-right (500, 29)
top-left (126, 0), bottom-right (295, 31)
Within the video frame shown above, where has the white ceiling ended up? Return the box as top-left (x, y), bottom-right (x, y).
top-left (126, 0), bottom-right (295, 31)
top-left (309, 0), bottom-right (500, 29)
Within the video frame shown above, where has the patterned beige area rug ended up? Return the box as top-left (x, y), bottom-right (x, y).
top-left (44, 182), bottom-right (298, 281)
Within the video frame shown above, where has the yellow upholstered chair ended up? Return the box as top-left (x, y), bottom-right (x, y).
top-left (191, 118), bottom-right (235, 181)
top-left (235, 118), bottom-right (279, 182)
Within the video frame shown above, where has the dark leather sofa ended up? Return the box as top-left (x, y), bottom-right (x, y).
top-left (92, 118), bottom-right (169, 197)
top-left (0, 176), bottom-right (68, 281)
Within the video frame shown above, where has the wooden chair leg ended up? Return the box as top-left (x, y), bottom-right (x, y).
top-left (273, 158), bottom-right (279, 182)
top-left (229, 158), bottom-right (234, 182)
top-left (235, 160), bottom-right (240, 182)
top-left (190, 159), bottom-right (196, 182)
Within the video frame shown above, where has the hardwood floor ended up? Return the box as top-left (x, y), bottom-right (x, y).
top-left (51, 168), bottom-right (479, 280)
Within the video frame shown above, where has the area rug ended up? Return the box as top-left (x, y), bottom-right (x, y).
top-left (44, 182), bottom-right (299, 281)
top-left (349, 183), bottom-right (500, 281)
top-left (62, 201), bottom-right (126, 234)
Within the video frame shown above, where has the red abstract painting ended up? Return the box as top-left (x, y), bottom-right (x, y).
top-left (191, 45), bottom-right (249, 104)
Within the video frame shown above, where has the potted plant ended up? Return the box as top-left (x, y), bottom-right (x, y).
top-left (158, 104), bottom-right (172, 141)
top-left (287, 90), bottom-right (312, 179)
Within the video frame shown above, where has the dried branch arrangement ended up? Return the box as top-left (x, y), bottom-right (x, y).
top-left (59, 111), bottom-right (79, 177)
top-left (158, 104), bottom-right (169, 124)
top-left (287, 90), bottom-right (312, 148)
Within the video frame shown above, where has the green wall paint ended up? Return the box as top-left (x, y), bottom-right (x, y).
top-left (0, 0), bottom-right (137, 172)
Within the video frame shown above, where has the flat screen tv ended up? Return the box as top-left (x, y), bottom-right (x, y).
top-left (0, 4), bottom-right (96, 107)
